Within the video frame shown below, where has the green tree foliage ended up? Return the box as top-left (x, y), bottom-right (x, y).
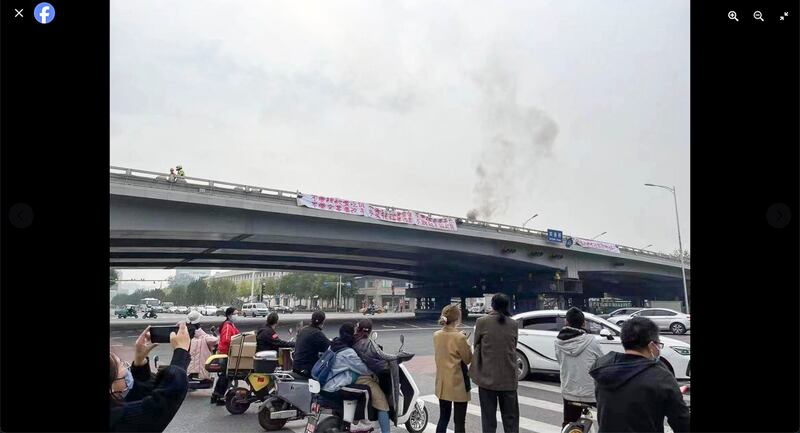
top-left (110, 268), bottom-right (119, 287)
top-left (186, 279), bottom-right (209, 306)
top-left (208, 279), bottom-right (237, 305)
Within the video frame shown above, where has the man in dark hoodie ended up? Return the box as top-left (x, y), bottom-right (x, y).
top-left (554, 307), bottom-right (604, 427)
top-left (589, 316), bottom-right (690, 433)
top-left (293, 310), bottom-right (331, 376)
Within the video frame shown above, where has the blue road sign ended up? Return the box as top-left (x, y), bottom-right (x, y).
top-left (547, 229), bottom-right (563, 243)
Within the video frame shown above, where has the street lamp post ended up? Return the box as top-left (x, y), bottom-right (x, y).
top-left (522, 213), bottom-right (539, 228)
top-left (645, 183), bottom-right (689, 314)
top-left (591, 231), bottom-right (607, 240)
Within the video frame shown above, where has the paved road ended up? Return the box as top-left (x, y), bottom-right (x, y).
top-left (110, 317), bottom-right (689, 433)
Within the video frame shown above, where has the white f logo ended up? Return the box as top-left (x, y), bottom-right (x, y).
top-left (39, 6), bottom-right (50, 23)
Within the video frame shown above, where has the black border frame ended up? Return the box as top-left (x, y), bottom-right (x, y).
top-left (0, 1), bottom-right (797, 432)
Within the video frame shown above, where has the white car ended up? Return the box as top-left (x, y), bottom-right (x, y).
top-left (508, 310), bottom-right (690, 381)
top-left (241, 302), bottom-right (269, 317)
top-left (201, 305), bottom-right (217, 316)
top-left (626, 308), bottom-right (691, 335)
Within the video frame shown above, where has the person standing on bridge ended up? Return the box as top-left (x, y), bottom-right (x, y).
top-left (469, 293), bottom-right (519, 433)
top-left (433, 303), bottom-right (472, 433)
top-left (176, 165), bottom-right (185, 177)
top-left (211, 307), bottom-right (240, 406)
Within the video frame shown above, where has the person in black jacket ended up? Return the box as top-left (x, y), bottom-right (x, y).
top-left (110, 323), bottom-right (192, 432)
top-left (589, 317), bottom-right (690, 433)
top-left (292, 310), bottom-right (330, 376)
top-left (257, 312), bottom-right (296, 352)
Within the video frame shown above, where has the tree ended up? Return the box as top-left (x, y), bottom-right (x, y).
top-left (209, 279), bottom-right (237, 305)
top-left (110, 268), bottom-right (119, 288)
top-left (187, 279), bottom-right (209, 306)
top-left (670, 249), bottom-right (690, 262)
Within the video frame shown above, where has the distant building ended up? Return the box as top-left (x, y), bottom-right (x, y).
top-left (356, 278), bottom-right (413, 312)
top-left (174, 269), bottom-right (212, 286)
top-left (206, 270), bottom-right (288, 284)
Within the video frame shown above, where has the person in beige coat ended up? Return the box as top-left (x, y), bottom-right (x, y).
top-left (433, 304), bottom-right (473, 433)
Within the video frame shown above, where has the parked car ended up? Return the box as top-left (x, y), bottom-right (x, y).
top-left (166, 306), bottom-right (179, 314)
top-left (201, 305), bottom-right (218, 316)
top-left (272, 305), bottom-right (294, 314)
top-left (151, 305), bottom-right (164, 313)
top-left (627, 308), bottom-right (691, 335)
top-left (295, 304), bottom-right (308, 311)
top-left (505, 310), bottom-right (690, 381)
top-left (176, 306), bottom-right (189, 314)
top-left (598, 307), bottom-right (642, 320)
top-left (241, 302), bottom-right (269, 317)
top-left (360, 305), bottom-right (385, 315)
top-left (215, 306), bottom-right (228, 316)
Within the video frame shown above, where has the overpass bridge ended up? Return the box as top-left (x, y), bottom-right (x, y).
top-left (110, 166), bottom-right (690, 312)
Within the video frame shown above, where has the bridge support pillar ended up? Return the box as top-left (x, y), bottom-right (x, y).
top-left (460, 297), bottom-right (468, 320)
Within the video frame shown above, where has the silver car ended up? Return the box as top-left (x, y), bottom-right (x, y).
top-left (241, 302), bottom-right (269, 317)
top-left (598, 307), bottom-right (642, 321)
top-left (619, 308), bottom-right (690, 335)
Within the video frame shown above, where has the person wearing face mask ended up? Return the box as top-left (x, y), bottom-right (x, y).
top-left (589, 316), bottom-right (690, 433)
top-left (210, 307), bottom-right (241, 405)
top-left (110, 323), bottom-right (192, 432)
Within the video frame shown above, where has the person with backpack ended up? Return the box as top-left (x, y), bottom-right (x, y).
top-left (314, 323), bottom-right (371, 394)
top-left (469, 293), bottom-right (519, 433)
top-left (554, 307), bottom-right (603, 427)
top-left (352, 319), bottom-right (394, 433)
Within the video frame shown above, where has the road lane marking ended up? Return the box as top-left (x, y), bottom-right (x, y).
top-left (423, 423), bottom-right (453, 433)
top-left (470, 388), bottom-right (563, 412)
top-left (518, 380), bottom-right (563, 394)
top-left (420, 395), bottom-right (561, 433)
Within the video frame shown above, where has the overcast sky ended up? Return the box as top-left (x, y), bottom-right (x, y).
top-left (111, 1), bottom-right (690, 279)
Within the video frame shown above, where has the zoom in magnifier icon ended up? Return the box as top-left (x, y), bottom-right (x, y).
top-left (728, 11), bottom-right (739, 21)
top-left (753, 11), bottom-right (764, 21)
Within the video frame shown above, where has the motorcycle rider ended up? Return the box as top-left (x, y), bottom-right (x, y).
top-left (210, 307), bottom-right (240, 406)
top-left (554, 307), bottom-right (603, 427)
top-left (352, 319), bottom-right (394, 433)
top-left (320, 323), bottom-right (371, 394)
top-left (256, 312), bottom-right (295, 352)
top-left (293, 311), bottom-right (330, 377)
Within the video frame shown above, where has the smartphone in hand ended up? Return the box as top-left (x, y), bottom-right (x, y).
top-left (149, 324), bottom-right (197, 343)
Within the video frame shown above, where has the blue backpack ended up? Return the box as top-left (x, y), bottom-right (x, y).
top-left (311, 349), bottom-right (337, 386)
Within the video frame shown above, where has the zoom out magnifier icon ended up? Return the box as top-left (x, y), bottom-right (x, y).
top-left (753, 11), bottom-right (764, 21)
top-left (728, 11), bottom-right (739, 21)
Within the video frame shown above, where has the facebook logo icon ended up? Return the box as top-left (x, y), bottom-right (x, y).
top-left (34, 3), bottom-right (55, 24)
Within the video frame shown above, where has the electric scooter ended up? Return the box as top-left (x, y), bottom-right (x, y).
top-left (306, 334), bottom-right (429, 433)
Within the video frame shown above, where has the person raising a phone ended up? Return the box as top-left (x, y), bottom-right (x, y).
top-left (110, 322), bottom-right (191, 432)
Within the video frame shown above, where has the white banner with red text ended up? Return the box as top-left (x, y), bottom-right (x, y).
top-left (297, 194), bottom-right (457, 232)
top-left (575, 238), bottom-right (620, 253)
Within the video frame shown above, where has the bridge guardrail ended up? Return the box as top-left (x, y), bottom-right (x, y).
top-left (110, 166), bottom-right (687, 265)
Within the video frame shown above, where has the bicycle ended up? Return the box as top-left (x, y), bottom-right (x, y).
top-left (561, 402), bottom-right (598, 433)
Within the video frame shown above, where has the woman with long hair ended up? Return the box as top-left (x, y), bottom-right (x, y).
top-left (433, 304), bottom-right (473, 433)
top-left (468, 293), bottom-right (519, 433)
top-left (210, 307), bottom-right (240, 405)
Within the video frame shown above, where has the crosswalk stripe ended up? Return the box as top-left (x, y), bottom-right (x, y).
top-left (518, 380), bottom-right (563, 394)
top-left (470, 388), bottom-right (563, 413)
top-left (420, 395), bottom-right (562, 433)
top-left (423, 423), bottom-right (454, 433)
